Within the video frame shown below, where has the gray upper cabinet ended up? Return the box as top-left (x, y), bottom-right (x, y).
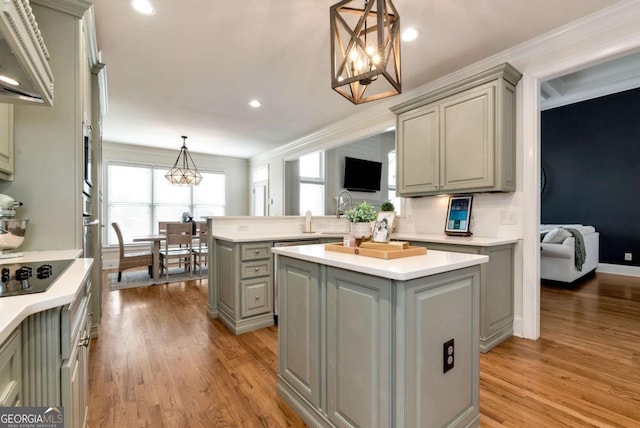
top-left (0, 104), bottom-right (14, 180)
top-left (392, 63), bottom-right (522, 197)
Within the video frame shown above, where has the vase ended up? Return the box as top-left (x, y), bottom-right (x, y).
top-left (350, 222), bottom-right (372, 239)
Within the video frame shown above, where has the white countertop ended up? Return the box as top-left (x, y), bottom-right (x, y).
top-left (213, 232), bottom-right (345, 242)
top-left (213, 231), bottom-right (517, 246)
top-left (392, 233), bottom-right (518, 247)
top-left (272, 244), bottom-right (488, 281)
top-left (0, 250), bottom-right (92, 344)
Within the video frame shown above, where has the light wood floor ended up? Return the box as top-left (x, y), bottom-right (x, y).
top-left (88, 271), bottom-right (640, 427)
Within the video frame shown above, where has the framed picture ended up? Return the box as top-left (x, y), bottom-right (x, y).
top-left (372, 211), bottom-right (395, 243)
top-left (444, 195), bottom-right (473, 236)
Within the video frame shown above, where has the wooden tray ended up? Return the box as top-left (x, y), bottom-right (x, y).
top-left (325, 243), bottom-right (427, 260)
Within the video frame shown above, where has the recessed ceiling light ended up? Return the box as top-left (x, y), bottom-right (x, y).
top-left (249, 100), bottom-right (261, 108)
top-left (130, 0), bottom-right (156, 16)
top-left (0, 75), bottom-right (20, 86)
top-left (401, 28), bottom-right (419, 42)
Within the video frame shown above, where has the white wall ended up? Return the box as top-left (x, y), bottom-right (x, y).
top-left (252, 0), bottom-right (640, 341)
top-left (0, 5), bottom-right (86, 252)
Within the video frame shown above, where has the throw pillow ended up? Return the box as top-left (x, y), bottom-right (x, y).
top-left (542, 227), bottom-right (572, 244)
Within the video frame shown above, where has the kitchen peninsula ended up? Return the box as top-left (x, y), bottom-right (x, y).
top-left (272, 244), bottom-right (488, 427)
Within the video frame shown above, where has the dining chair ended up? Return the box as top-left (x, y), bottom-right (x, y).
top-left (159, 223), bottom-right (193, 281)
top-left (192, 221), bottom-right (208, 275)
top-left (112, 222), bottom-right (153, 282)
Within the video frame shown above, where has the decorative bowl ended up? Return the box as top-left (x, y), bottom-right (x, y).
top-left (0, 219), bottom-right (28, 254)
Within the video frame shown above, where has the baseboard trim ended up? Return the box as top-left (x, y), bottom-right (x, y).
top-left (512, 316), bottom-right (523, 338)
top-left (597, 263), bottom-right (640, 278)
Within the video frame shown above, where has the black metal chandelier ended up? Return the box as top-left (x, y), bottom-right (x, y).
top-left (330, 0), bottom-right (401, 104)
top-left (165, 136), bottom-right (203, 186)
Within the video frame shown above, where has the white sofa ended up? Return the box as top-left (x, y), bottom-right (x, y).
top-left (540, 224), bottom-right (599, 283)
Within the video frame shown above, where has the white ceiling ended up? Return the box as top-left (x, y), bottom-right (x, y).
top-left (92, 0), bottom-right (622, 158)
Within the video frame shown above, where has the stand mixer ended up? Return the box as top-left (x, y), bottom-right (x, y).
top-left (0, 194), bottom-right (28, 259)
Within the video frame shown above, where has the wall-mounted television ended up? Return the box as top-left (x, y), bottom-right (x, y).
top-left (343, 156), bottom-right (382, 192)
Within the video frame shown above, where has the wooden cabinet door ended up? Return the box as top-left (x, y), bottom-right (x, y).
top-left (397, 104), bottom-right (440, 195)
top-left (0, 329), bottom-right (21, 407)
top-left (403, 268), bottom-right (480, 428)
top-left (440, 85), bottom-right (495, 191)
top-left (278, 257), bottom-right (322, 408)
top-left (0, 104), bottom-right (14, 177)
top-left (326, 268), bottom-right (391, 428)
top-left (216, 242), bottom-right (236, 316)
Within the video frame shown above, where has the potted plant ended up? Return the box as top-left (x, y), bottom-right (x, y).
top-left (346, 201), bottom-right (376, 239)
top-left (181, 211), bottom-right (196, 234)
top-left (379, 200), bottom-right (396, 232)
top-left (380, 200), bottom-right (395, 212)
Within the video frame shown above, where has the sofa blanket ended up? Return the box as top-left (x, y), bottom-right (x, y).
top-left (563, 227), bottom-right (586, 271)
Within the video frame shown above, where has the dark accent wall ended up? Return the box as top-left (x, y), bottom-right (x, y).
top-left (541, 87), bottom-right (640, 266)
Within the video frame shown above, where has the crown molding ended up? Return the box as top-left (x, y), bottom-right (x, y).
top-left (30, 0), bottom-right (91, 18)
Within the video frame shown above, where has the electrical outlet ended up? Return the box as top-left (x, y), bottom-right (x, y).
top-left (237, 224), bottom-right (249, 232)
top-left (443, 339), bottom-right (454, 373)
top-left (625, 252), bottom-right (633, 261)
top-left (500, 211), bottom-right (517, 225)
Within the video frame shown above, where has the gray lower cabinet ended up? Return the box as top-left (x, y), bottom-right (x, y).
top-left (4, 277), bottom-right (90, 428)
top-left (215, 240), bottom-right (274, 334)
top-left (0, 328), bottom-right (21, 407)
top-left (277, 256), bottom-right (480, 428)
top-left (412, 242), bottom-right (514, 352)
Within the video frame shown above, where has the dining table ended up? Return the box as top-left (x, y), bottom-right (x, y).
top-left (132, 230), bottom-right (201, 280)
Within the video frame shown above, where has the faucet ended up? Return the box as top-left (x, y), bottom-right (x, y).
top-left (336, 190), bottom-right (353, 217)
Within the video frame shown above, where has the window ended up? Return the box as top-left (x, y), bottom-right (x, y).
top-left (299, 151), bottom-right (324, 215)
top-left (106, 163), bottom-right (225, 245)
top-left (388, 150), bottom-right (401, 215)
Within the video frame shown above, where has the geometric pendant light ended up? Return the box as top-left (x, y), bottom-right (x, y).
top-left (165, 136), bottom-right (203, 186)
top-left (330, 0), bottom-right (401, 104)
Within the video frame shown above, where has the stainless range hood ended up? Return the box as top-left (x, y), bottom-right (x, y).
top-left (0, 0), bottom-right (53, 105)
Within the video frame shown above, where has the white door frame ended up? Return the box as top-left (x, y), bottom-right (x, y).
top-left (520, 5), bottom-right (640, 339)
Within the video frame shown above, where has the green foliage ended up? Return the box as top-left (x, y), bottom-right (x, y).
top-left (181, 211), bottom-right (192, 222)
top-left (346, 201), bottom-right (377, 223)
top-left (380, 201), bottom-right (395, 211)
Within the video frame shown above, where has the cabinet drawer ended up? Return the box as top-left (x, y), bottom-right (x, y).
top-left (241, 260), bottom-right (271, 279)
top-left (61, 289), bottom-right (90, 360)
top-left (0, 329), bottom-right (21, 407)
top-left (241, 277), bottom-right (272, 318)
top-left (241, 243), bottom-right (271, 261)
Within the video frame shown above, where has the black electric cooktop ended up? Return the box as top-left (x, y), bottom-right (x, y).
top-left (0, 259), bottom-right (74, 297)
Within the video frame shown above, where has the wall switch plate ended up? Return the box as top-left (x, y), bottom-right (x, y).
top-left (237, 224), bottom-right (249, 232)
top-left (500, 211), bottom-right (517, 225)
top-left (443, 339), bottom-right (454, 373)
top-left (625, 252), bottom-right (632, 261)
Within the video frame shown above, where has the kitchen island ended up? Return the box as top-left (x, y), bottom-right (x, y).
top-left (272, 244), bottom-right (488, 428)
top-left (209, 231), bottom-right (343, 334)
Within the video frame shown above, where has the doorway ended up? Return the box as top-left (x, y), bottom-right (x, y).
top-left (520, 21), bottom-right (640, 339)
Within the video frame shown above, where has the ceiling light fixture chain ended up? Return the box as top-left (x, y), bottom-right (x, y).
top-left (165, 135), bottom-right (203, 186)
top-left (330, 0), bottom-right (401, 104)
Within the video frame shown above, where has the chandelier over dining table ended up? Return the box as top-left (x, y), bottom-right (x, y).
top-left (330, 0), bottom-right (401, 104)
top-left (165, 135), bottom-right (203, 186)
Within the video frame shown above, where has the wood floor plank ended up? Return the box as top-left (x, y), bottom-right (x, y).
top-left (89, 270), bottom-right (640, 427)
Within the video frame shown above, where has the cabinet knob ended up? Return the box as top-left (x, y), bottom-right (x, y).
top-left (255, 295), bottom-right (260, 300)
top-left (255, 250), bottom-right (260, 254)
top-left (254, 267), bottom-right (260, 272)
top-left (79, 333), bottom-right (90, 348)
